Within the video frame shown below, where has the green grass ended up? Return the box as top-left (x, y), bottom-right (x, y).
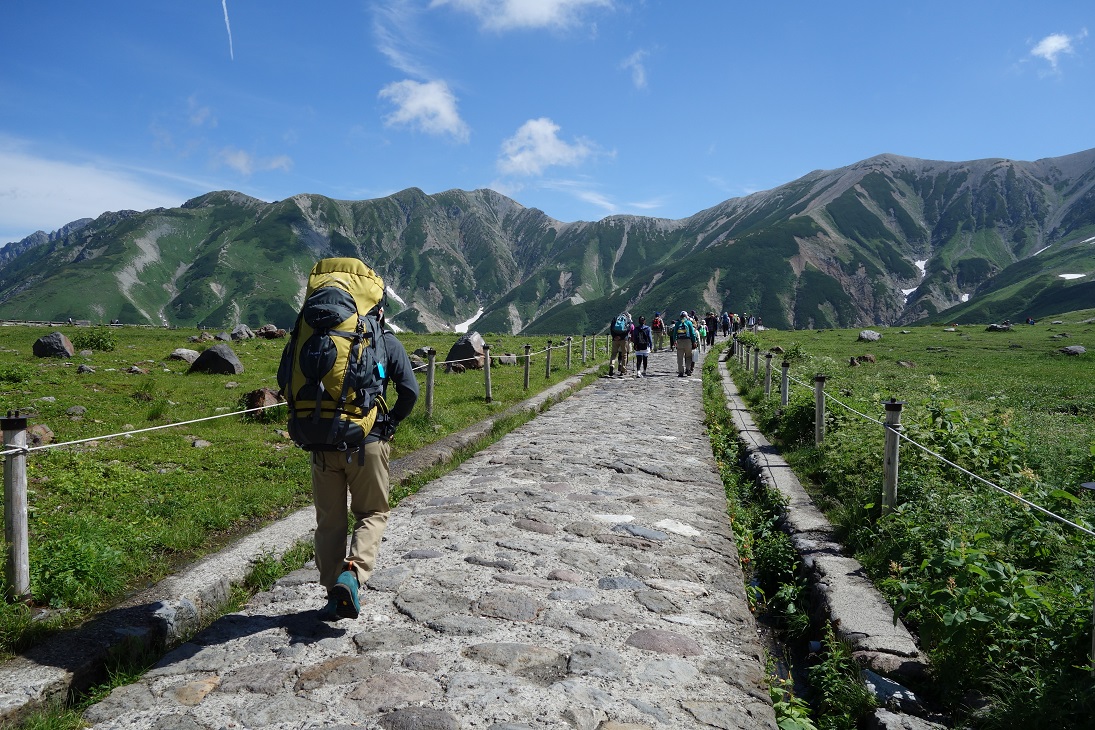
top-left (0, 324), bottom-right (600, 656)
top-left (727, 310), bottom-right (1095, 728)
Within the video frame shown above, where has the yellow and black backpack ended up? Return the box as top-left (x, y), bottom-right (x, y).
top-left (277, 258), bottom-right (388, 451)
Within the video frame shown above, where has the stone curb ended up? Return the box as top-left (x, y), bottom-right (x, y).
top-left (0, 366), bottom-right (601, 723)
top-left (716, 354), bottom-right (928, 683)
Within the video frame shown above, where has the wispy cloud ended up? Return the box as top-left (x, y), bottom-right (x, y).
top-left (620, 49), bottom-right (648, 89)
top-left (373, 1), bottom-right (434, 78)
top-left (497, 118), bottom-right (592, 176)
top-left (218, 147), bottom-right (293, 176)
top-left (221, 0), bottom-right (234, 60)
top-left (430, 0), bottom-right (613, 31)
top-left (379, 79), bottom-right (470, 142)
top-left (188, 95), bottom-right (216, 127)
top-left (1030, 28), bottom-right (1087, 71)
top-left (0, 139), bottom-right (192, 242)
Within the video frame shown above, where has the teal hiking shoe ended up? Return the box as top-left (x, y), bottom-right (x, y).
top-left (318, 596), bottom-right (341, 622)
top-left (331, 569), bottom-right (361, 620)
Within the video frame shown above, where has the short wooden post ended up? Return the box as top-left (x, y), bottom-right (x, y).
top-left (523, 344), bottom-right (531, 390)
top-left (566, 337), bottom-right (573, 370)
top-left (814, 374), bottom-right (827, 446)
top-left (881, 399), bottom-right (905, 516)
top-left (582, 335), bottom-right (587, 365)
top-left (545, 340), bottom-right (553, 379)
top-left (591, 334), bottom-right (597, 362)
top-left (3, 411), bottom-right (30, 601)
top-left (752, 346), bottom-right (760, 376)
top-left (425, 348), bottom-right (436, 419)
top-left (780, 361), bottom-right (790, 407)
top-left (764, 352), bottom-right (773, 397)
top-left (483, 344), bottom-right (493, 403)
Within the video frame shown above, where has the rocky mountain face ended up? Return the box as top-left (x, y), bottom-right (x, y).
top-left (2, 149), bottom-right (1093, 333)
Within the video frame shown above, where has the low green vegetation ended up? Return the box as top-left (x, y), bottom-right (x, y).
top-left (727, 311), bottom-right (1095, 728)
top-left (0, 324), bottom-right (601, 656)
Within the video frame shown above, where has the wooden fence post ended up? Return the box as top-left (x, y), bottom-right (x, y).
top-left (764, 353), bottom-right (773, 397)
top-left (582, 335), bottom-right (587, 365)
top-left (545, 341), bottom-right (553, 379)
top-left (483, 344), bottom-right (493, 404)
top-left (566, 337), bottom-right (572, 370)
top-left (2, 411), bottom-right (30, 601)
top-left (882, 399), bottom-right (905, 516)
top-left (814, 374), bottom-right (827, 446)
top-left (752, 346), bottom-right (760, 376)
top-left (781, 360), bottom-right (790, 407)
top-left (523, 344), bottom-right (531, 390)
top-left (591, 334), bottom-right (597, 363)
top-left (425, 348), bottom-right (436, 419)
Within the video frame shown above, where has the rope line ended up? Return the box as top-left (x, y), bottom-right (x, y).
top-left (735, 358), bottom-right (1094, 539)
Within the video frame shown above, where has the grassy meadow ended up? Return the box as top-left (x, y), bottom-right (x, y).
top-left (0, 323), bottom-right (602, 655)
top-left (728, 309), bottom-right (1095, 728)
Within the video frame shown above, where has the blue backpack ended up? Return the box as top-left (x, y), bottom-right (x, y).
top-left (611, 313), bottom-right (630, 336)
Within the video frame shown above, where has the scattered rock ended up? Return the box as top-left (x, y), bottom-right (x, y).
top-left (32, 332), bottom-right (74, 358)
top-left (896, 361), bottom-right (916, 368)
top-left (444, 332), bottom-right (486, 371)
top-left (494, 353), bottom-right (518, 365)
top-left (230, 324), bottom-right (255, 341)
top-left (1060, 345), bottom-right (1086, 356)
top-left (77, 364), bottom-right (95, 374)
top-left (858, 330), bottom-right (882, 342)
top-left (985, 323), bottom-right (1011, 332)
top-left (28, 424), bottom-right (54, 447)
top-left (243, 387), bottom-right (283, 412)
top-left (624, 629), bottom-right (703, 656)
top-left (189, 344), bottom-right (244, 375)
top-left (67, 405), bottom-right (87, 417)
top-left (192, 439), bottom-right (212, 448)
top-left (855, 353), bottom-right (876, 364)
top-left (168, 348), bottom-right (200, 365)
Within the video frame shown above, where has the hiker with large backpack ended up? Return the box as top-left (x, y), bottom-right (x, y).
top-left (277, 258), bottom-right (419, 622)
top-left (651, 311), bottom-right (666, 352)
top-left (608, 312), bottom-right (633, 377)
top-left (669, 310), bottom-right (698, 377)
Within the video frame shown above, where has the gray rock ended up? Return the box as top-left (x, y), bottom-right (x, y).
top-left (188, 343), bottom-right (244, 374)
top-left (168, 348), bottom-right (200, 364)
top-left (394, 589), bottom-right (470, 623)
top-left (639, 657), bottom-right (701, 685)
top-left (346, 672), bottom-right (440, 713)
top-left (219, 660), bottom-right (296, 694)
top-left (614, 523), bottom-right (669, 541)
top-left (444, 331), bottom-right (486, 371)
top-left (471, 590), bottom-right (544, 622)
top-left (463, 642), bottom-right (567, 683)
top-left (366, 565), bottom-right (413, 592)
top-left (1060, 345), bottom-right (1086, 355)
top-left (378, 707), bottom-right (461, 730)
top-left (32, 331), bottom-right (74, 358)
top-left (230, 323), bottom-right (255, 340)
top-left (858, 329), bottom-right (882, 342)
top-left (295, 655), bottom-right (392, 690)
top-left (625, 629), bottom-right (704, 656)
top-left (66, 405), bottom-right (87, 417)
top-left (634, 590), bottom-right (682, 614)
top-left (597, 576), bottom-right (647, 590)
top-left (567, 644), bottom-right (627, 679)
top-left (869, 708), bottom-right (950, 730)
top-left (547, 587), bottom-right (598, 601)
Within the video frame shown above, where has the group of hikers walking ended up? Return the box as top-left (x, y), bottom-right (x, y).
top-left (607, 309), bottom-right (757, 378)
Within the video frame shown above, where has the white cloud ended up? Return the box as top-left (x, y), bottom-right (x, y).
top-left (188, 95), bottom-right (216, 127)
top-left (620, 49), bottom-right (648, 89)
top-left (1030, 28), bottom-right (1087, 70)
top-left (498, 118), bottom-right (592, 176)
top-left (431, 0), bottom-right (612, 31)
top-left (221, 0), bottom-right (234, 60)
top-left (218, 148), bottom-right (294, 176)
top-left (0, 140), bottom-right (189, 243)
top-left (379, 79), bottom-right (470, 141)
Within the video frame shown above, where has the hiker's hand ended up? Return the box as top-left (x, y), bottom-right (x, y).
top-left (381, 421), bottom-right (397, 442)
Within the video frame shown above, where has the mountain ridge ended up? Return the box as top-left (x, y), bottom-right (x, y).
top-left (3, 148), bottom-right (1094, 333)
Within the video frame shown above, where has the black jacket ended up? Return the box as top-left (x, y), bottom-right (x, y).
top-left (367, 328), bottom-right (419, 442)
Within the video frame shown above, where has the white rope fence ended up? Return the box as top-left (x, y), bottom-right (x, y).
top-left (742, 355), bottom-right (1095, 539)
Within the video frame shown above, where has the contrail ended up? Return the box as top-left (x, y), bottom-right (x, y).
top-left (222, 0), bottom-right (234, 60)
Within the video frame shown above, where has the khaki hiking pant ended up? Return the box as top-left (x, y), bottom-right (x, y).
top-left (610, 337), bottom-right (630, 374)
top-left (312, 440), bottom-right (391, 591)
top-left (676, 339), bottom-right (694, 375)
top-left (653, 330), bottom-right (665, 351)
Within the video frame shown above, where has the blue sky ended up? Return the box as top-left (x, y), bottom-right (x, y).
top-left (1, 1), bottom-right (1091, 244)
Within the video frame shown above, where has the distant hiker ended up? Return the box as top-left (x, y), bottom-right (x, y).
top-left (697, 320), bottom-right (708, 353)
top-left (651, 312), bottom-right (666, 351)
top-left (747, 313), bottom-right (756, 332)
top-left (608, 312), bottom-right (633, 377)
top-left (670, 311), bottom-right (698, 377)
top-left (720, 311), bottom-right (731, 337)
top-left (631, 316), bottom-right (653, 378)
top-left (704, 312), bottom-right (718, 348)
top-left (278, 258), bottom-right (419, 622)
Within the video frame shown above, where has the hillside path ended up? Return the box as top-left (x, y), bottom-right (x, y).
top-left (83, 348), bottom-right (776, 730)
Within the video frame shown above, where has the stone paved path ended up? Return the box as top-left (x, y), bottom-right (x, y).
top-left (84, 349), bottom-right (776, 730)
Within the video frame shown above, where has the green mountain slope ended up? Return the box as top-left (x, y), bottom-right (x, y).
top-left (2, 149), bottom-right (1094, 332)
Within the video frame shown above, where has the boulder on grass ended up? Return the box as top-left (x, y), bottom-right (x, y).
top-left (168, 348), bottom-right (200, 365)
top-left (189, 344), bottom-right (244, 375)
top-left (32, 332), bottom-right (75, 358)
top-left (444, 332), bottom-right (486, 371)
top-left (231, 324), bottom-right (255, 341)
top-left (1060, 345), bottom-right (1086, 356)
top-left (857, 330), bottom-right (882, 342)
